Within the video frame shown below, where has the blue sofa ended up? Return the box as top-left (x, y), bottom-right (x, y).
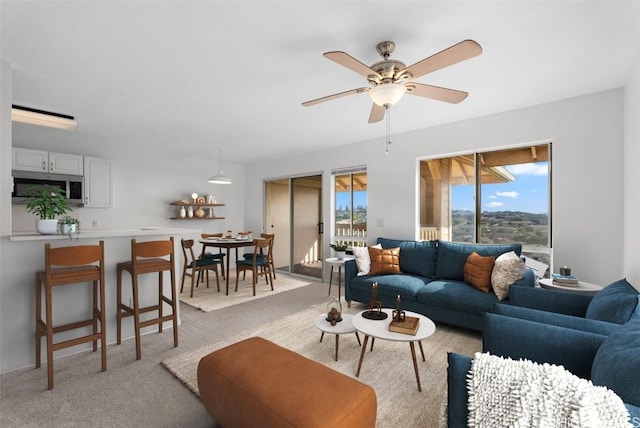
top-left (502, 277), bottom-right (640, 336)
top-left (447, 315), bottom-right (640, 427)
top-left (344, 238), bottom-right (536, 331)
top-left (447, 278), bottom-right (640, 427)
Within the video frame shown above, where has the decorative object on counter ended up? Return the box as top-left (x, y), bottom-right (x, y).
top-left (187, 206), bottom-right (194, 218)
top-left (329, 242), bottom-right (349, 260)
top-left (326, 296), bottom-right (343, 325)
top-left (196, 196), bottom-right (206, 205)
top-left (363, 282), bottom-right (387, 320)
top-left (194, 207), bottom-right (205, 218)
top-left (58, 216), bottom-right (80, 235)
top-left (179, 206), bottom-right (186, 218)
top-left (25, 185), bottom-right (72, 235)
top-left (191, 193), bottom-right (198, 203)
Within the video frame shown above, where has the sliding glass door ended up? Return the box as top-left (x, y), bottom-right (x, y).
top-left (264, 174), bottom-right (323, 279)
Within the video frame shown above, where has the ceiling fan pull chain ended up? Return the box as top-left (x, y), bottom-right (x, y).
top-left (385, 105), bottom-right (392, 154)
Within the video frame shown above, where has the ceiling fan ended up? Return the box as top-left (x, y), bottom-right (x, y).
top-left (302, 39), bottom-right (482, 123)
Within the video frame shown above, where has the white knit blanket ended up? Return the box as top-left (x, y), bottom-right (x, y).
top-left (467, 352), bottom-right (630, 428)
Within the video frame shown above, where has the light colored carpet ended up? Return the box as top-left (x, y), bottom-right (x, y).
top-left (179, 273), bottom-right (311, 312)
top-left (163, 304), bottom-right (482, 427)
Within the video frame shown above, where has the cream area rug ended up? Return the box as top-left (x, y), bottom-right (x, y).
top-left (179, 273), bottom-right (311, 312)
top-left (162, 304), bottom-right (482, 427)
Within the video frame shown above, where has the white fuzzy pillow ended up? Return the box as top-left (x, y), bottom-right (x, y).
top-left (351, 244), bottom-right (382, 276)
top-left (491, 251), bottom-right (525, 300)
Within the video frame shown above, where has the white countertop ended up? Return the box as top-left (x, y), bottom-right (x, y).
top-left (9, 227), bottom-right (196, 241)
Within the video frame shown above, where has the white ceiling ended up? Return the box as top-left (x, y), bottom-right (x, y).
top-left (2, 1), bottom-right (640, 164)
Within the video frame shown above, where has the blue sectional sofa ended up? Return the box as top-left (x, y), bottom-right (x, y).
top-left (447, 316), bottom-right (640, 427)
top-left (344, 238), bottom-right (536, 331)
top-left (447, 278), bottom-right (640, 427)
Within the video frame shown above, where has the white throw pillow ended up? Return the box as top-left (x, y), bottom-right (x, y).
top-left (491, 251), bottom-right (525, 300)
top-left (351, 244), bottom-right (382, 276)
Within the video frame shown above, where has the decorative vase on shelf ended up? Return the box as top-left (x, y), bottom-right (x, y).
top-left (195, 207), bottom-right (205, 218)
top-left (179, 206), bottom-right (186, 218)
top-left (187, 206), bottom-right (194, 218)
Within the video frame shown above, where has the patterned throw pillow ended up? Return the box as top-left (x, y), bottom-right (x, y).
top-left (491, 251), bottom-right (526, 300)
top-left (464, 252), bottom-right (496, 293)
top-left (368, 247), bottom-right (401, 275)
top-left (351, 244), bottom-right (382, 275)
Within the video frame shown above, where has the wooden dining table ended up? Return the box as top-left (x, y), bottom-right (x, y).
top-left (198, 238), bottom-right (255, 295)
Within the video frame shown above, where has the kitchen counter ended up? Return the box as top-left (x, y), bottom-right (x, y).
top-left (10, 227), bottom-right (194, 241)
top-left (2, 226), bottom-right (199, 373)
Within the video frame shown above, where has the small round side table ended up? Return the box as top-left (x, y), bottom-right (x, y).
top-left (538, 278), bottom-right (602, 296)
top-left (324, 257), bottom-right (354, 302)
top-left (314, 313), bottom-right (361, 361)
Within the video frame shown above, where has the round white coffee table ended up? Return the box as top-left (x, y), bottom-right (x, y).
top-left (324, 257), bottom-right (355, 302)
top-left (352, 308), bottom-right (436, 392)
top-left (539, 278), bottom-right (602, 295)
top-left (314, 313), bottom-right (361, 361)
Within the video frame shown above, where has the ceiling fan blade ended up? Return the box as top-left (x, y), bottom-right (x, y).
top-left (324, 51), bottom-right (381, 80)
top-left (399, 39), bottom-right (482, 81)
top-left (406, 82), bottom-right (469, 104)
top-left (302, 87), bottom-right (369, 107)
top-left (368, 103), bottom-right (386, 123)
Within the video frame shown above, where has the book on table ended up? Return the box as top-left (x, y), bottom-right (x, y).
top-left (389, 316), bottom-right (420, 335)
top-left (552, 273), bottom-right (579, 285)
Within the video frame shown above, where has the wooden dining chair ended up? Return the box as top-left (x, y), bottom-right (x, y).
top-left (35, 241), bottom-right (106, 389)
top-left (180, 239), bottom-right (221, 298)
top-left (242, 233), bottom-right (276, 279)
top-left (235, 238), bottom-right (274, 296)
top-left (200, 233), bottom-right (226, 279)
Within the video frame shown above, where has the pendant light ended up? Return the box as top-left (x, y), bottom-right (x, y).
top-left (208, 147), bottom-right (232, 184)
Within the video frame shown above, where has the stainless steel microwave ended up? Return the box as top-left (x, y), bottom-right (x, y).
top-left (12, 170), bottom-right (84, 206)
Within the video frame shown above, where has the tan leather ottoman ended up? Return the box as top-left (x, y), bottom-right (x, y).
top-left (197, 336), bottom-right (377, 428)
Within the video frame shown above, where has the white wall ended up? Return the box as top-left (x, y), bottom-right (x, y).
top-left (245, 89), bottom-right (626, 287)
top-left (624, 47), bottom-right (640, 288)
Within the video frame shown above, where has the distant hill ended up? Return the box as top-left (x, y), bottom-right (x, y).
top-left (452, 210), bottom-right (549, 246)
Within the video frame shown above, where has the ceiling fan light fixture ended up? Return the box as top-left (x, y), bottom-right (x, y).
top-left (208, 147), bottom-right (232, 184)
top-left (368, 83), bottom-right (406, 107)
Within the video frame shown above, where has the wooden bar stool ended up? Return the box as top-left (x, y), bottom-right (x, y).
top-left (116, 237), bottom-right (178, 360)
top-left (35, 240), bottom-right (106, 390)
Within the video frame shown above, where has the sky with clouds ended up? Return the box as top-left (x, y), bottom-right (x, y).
top-left (336, 162), bottom-right (549, 214)
top-left (452, 162), bottom-right (549, 214)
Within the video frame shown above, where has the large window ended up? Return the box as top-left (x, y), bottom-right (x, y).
top-left (333, 168), bottom-right (367, 247)
top-left (420, 144), bottom-right (551, 266)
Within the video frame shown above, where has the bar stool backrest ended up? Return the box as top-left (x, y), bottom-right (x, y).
top-left (46, 243), bottom-right (103, 267)
top-left (44, 242), bottom-right (105, 285)
top-left (129, 237), bottom-right (175, 274)
top-left (133, 238), bottom-right (174, 259)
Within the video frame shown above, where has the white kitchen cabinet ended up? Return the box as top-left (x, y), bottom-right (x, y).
top-left (83, 156), bottom-right (112, 208)
top-left (12, 148), bottom-right (83, 175)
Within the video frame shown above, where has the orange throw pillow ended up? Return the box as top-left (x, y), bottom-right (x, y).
top-left (368, 247), bottom-right (401, 275)
top-left (463, 252), bottom-right (496, 293)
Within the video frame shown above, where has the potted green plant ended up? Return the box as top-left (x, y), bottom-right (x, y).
top-left (329, 242), bottom-right (349, 260)
top-left (58, 216), bottom-right (80, 235)
top-left (25, 186), bottom-right (72, 234)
